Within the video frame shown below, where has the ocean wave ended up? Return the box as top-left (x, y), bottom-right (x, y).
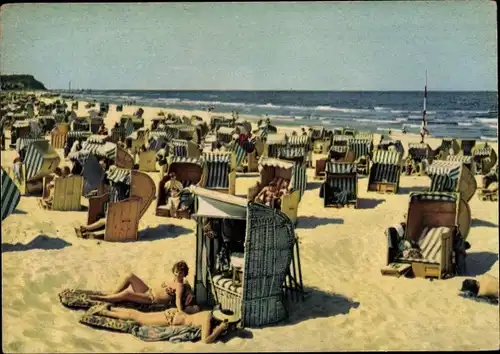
top-left (476, 118), bottom-right (498, 124)
top-left (354, 118), bottom-right (402, 124)
top-left (314, 106), bottom-right (372, 113)
top-left (402, 124), bottom-right (421, 128)
top-left (457, 122), bottom-right (474, 126)
top-left (374, 106), bottom-right (389, 111)
top-left (481, 136), bottom-right (498, 142)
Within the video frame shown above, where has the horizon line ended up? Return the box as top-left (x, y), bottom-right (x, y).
top-left (50, 88), bottom-right (499, 92)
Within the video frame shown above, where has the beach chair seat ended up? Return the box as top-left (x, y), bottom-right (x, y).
top-left (321, 162), bottom-right (358, 208)
top-left (395, 226), bottom-right (454, 279)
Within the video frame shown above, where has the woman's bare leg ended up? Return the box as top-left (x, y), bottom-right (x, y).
top-left (111, 273), bottom-right (150, 294)
top-left (83, 218), bottom-right (106, 232)
top-left (91, 288), bottom-right (152, 304)
top-left (100, 308), bottom-right (168, 326)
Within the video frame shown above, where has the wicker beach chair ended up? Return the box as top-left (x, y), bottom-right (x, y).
top-left (86, 168), bottom-right (155, 242)
top-left (347, 138), bottom-right (373, 175)
top-left (247, 157), bottom-right (307, 225)
top-left (478, 164), bottom-right (498, 201)
top-left (201, 152), bottom-right (236, 194)
top-left (377, 137), bottom-right (405, 156)
top-left (190, 187), bottom-right (304, 328)
top-left (156, 156), bottom-right (205, 219)
top-left (404, 143), bottom-right (434, 176)
top-left (228, 138), bottom-right (259, 173)
top-left (210, 116), bottom-right (235, 132)
top-left (170, 138), bottom-right (200, 159)
top-left (1, 166), bottom-right (21, 221)
top-left (264, 133), bottom-right (288, 159)
top-left (312, 135), bottom-right (332, 154)
top-left (434, 138), bottom-right (460, 160)
top-left (216, 126), bottom-right (237, 145)
top-left (426, 160), bottom-right (477, 202)
top-left (458, 139), bottom-right (476, 156)
top-left (283, 135), bottom-right (312, 167)
top-left (367, 150), bottom-right (403, 194)
top-left (383, 191), bottom-right (471, 279)
top-left (81, 135), bottom-right (134, 169)
top-left (321, 162), bottom-right (358, 208)
top-left (63, 131), bottom-right (92, 157)
top-left (472, 143), bottom-right (497, 175)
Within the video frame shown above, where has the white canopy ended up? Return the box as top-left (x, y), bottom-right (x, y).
top-left (191, 187), bottom-right (247, 220)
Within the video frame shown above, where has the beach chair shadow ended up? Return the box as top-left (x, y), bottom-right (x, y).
top-left (12, 209), bottom-right (27, 215)
top-left (282, 287), bottom-right (360, 326)
top-left (306, 181), bottom-right (323, 190)
top-left (357, 198), bottom-right (385, 209)
top-left (465, 251), bottom-right (499, 276)
top-left (296, 216), bottom-right (343, 229)
top-left (137, 224), bottom-right (192, 242)
top-left (398, 185), bottom-right (427, 194)
top-left (1, 234), bottom-right (72, 253)
top-left (471, 218), bottom-right (498, 228)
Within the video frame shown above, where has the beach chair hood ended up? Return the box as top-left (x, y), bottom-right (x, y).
top-left (426, 160), bottom-right (476, 202)
top-left (1, 167), bottom-right (21, 221)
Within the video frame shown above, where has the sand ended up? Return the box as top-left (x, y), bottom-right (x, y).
top-left (1, 98), bottom-right (499, 352)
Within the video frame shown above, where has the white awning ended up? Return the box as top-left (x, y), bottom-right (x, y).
top-left (192, 187), bottom-right (247, 220)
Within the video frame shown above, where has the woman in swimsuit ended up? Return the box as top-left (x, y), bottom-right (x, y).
top-left (89, 305), bottom-right (229, 344)
top-left (90, 261), bottom-right (194, 312)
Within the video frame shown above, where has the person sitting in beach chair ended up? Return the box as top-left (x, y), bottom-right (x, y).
top-left (98, 123), bottom-right (107, 135)
top-left (88, 304), bottom-right (231, 344)
top-left (39, 167), bottom-right (63, 209)
top-left (13, 156), bottom-right (24, 182)
top-left (89, 261), bottom-right (195, 311)
top-left (255, 180), bottom-right (278, 205)
top-left (163, 172), bottom-right (184, 218)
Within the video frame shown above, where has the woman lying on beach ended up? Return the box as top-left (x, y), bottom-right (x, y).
top-left (89, 261), bottom-right (195, 312)
top-left (89, 304), bottom-right (230, 344)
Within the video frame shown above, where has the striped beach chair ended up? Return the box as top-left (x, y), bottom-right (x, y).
top-left (347, 138), bottom-right (373, 175)
top-left (16, 137), bottom-right (46, 158)
top-left (472, 143), bottom-right (497, 175)
top-left (321, 162), bottom-right (358, 208)
top-left (377, 137), bottom-right (405, 156)
top-left (384, 191), bottom-right (471, 279)
top-left (24, 140), bottom-right (61, 182)
top-left (1, 167), bottom-right (21, 221)
top-left (191, 189), bottom-right (302, 328)
top-left (426, 160), bottom-right (477, 202)
top-left (210, 116), bottom-right (235, 132)
top-left (284, 135), bottom-right (311, 165)
top-left (367, 150), bottom-right (402, 194)
top-left (70, 119), bottom-right (91, 132)
top-left (68, 150), bottom-right (104, 197)
top-left (170, 138), bottom-right (200, 159)
top-left (446, 154), bottom-right (477, 175)
top-left (64, 131), bottom-right (92, 157)
top-left (202, 152), bottom-right (235, 194)
top-left (265, 133), bottom-right (288, 158)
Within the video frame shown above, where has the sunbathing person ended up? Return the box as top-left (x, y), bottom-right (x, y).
top-left (255, 180), bottom-right (278, 204)
top-left (89, 305), bottom-right (230, 344)
top-left (90, 261), bottom-right (195, 311)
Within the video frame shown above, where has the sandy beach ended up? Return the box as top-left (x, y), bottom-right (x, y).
top-left (1, 99), bottom-right (499, 352)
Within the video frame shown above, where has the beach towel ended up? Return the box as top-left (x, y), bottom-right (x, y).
top-left (130, 324), bottom-right (201, 342)
top-left (58, 289), bottom-right (170, 312)
top-left (79, 311), bottom-right (201, 342)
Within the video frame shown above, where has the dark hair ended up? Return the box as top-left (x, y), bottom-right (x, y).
top-left (461, 279), bottom-right (479, 296)
top-left (169, 172), bottom-right (177, 179)
top-left (172, 261), bottom-right (189, 277)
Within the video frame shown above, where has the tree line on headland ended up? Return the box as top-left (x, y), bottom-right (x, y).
top-left (0, 75), bottom-right (47, 91)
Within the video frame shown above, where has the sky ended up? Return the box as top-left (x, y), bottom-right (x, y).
top-left (0, 2), bottom-right (497, 91)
